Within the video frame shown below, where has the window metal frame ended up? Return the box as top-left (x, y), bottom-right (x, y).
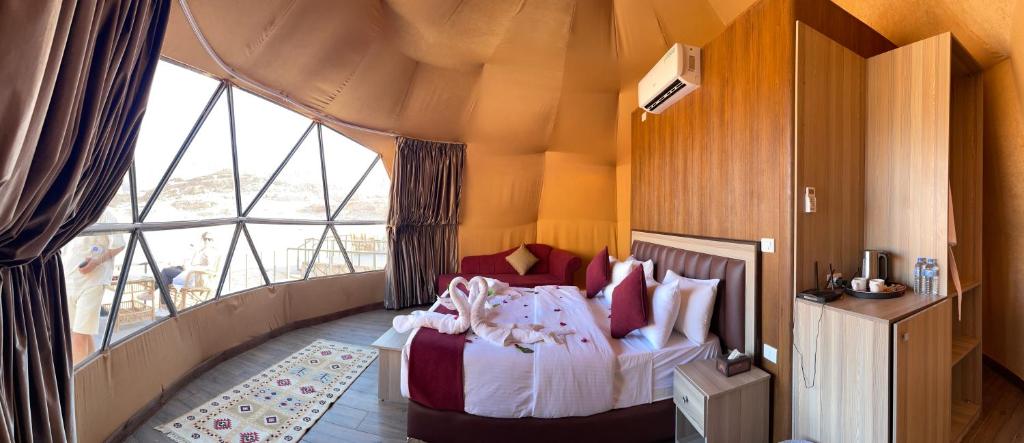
top-left (74, 61), bottom-right (389, 368)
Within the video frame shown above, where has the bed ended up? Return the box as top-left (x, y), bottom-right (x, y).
top-left (404, 231), bottom-right (759, 443)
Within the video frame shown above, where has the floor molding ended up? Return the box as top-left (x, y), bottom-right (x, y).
top-left (983, 354), bottom-right (1024, 392)
top-left (103, 302), bottom-right (383, 443)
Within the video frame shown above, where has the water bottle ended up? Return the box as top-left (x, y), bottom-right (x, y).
top-left (921, 259), bottom-right (932, 295)
top-left (912, 257), bottom-right (926, 293)
top-left (927, 258), bottom-right (940, 296)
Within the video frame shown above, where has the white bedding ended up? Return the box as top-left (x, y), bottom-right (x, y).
top-left (400, 285), bottom-right (720, 418)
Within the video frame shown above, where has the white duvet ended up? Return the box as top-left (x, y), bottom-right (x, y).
top-left (400, 285), bottom-right (720, 418)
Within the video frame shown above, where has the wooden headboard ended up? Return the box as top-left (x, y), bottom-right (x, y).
top-left (630, 231), bottom-right (759, 355)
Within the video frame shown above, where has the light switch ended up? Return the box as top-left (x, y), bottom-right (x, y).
top-left (760, 238), bottom-right (775, 253)
top-left (763, 344), bottom-right (778, 363)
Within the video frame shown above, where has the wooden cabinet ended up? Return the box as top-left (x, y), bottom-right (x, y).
top-left (892, 299), bottom-right (952, 442)
top-left (793, 296), bottom-right (950, 442)
top-left (792, 21), bottom-right (982, 443)
top-left (674, 360), bottom-right (770, 443)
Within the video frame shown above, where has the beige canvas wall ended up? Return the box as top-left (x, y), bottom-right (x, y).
top-left (74, 272), bottom-right (385, 443)
top-left (982, 1), bottom-right (1024, 378)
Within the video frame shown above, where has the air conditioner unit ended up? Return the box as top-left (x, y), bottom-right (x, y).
top-left (638, 43), bottom-right (701, 114)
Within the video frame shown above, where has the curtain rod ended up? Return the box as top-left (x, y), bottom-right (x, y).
top-left (177, 0), bottom-right (399, 138)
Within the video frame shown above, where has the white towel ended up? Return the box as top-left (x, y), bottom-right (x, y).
top-left (392, 277), bottom-right (472, 334)
top-left (465, 276), bottom-right (562, 347)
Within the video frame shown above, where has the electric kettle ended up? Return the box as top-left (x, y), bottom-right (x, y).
top-left (862, 250), bottom-right (890, 282)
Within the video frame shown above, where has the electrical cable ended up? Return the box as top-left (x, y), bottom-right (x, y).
top-left (793, 301), bottom-right (825, 389)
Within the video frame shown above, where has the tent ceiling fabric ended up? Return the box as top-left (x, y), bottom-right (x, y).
top-left (160, 0), bottom-right (729, 262)
top-left (161, 0), bottom-right (727, 147)
top-left (159, 0), bottom-right (1019, 262)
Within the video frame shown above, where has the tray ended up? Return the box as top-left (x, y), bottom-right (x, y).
top-left (843, 283), bottom-right (907, 299)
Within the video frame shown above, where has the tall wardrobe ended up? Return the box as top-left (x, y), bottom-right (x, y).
top-left (791, 23), bottom-right (983, 443)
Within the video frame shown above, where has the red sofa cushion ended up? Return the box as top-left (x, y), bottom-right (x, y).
top-left (611, 267), bottom-right (648, 339)
top-left (585, 247), bottom-right (611, 298)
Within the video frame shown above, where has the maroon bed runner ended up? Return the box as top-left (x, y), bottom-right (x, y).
top-left (407, 305), bottom-right (466, 411)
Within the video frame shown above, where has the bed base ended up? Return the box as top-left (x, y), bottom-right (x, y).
top-left (406, 399), bottom-right (675, 443)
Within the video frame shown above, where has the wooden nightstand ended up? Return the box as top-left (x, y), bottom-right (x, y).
top-left (371, 327), bottom-right (410, 404)
top-left (674, 359), bottom-right (770, 443)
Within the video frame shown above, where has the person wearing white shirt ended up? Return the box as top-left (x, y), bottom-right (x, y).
top-left (155, 231), bottom-right (220, 294)
top-left (62, 211), bottom-right (125, 364)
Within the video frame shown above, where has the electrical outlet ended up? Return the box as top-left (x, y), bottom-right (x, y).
top-left (763, 344), bottom-right (778, 363)
top-left (760, 238), bottom-right (775, 253)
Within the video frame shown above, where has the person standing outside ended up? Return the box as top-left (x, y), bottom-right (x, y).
top-left (62, 211), bottom-right (125, 364)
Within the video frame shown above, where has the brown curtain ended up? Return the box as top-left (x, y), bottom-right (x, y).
top-left (0, 1), bottom-right (169, 441)
top-left (385, 137), bottom-right (465, 309)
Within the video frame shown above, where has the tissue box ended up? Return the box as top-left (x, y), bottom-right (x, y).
top-left (716, 354), bottom-right (752, 377)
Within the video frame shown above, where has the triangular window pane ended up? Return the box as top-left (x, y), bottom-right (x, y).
top-left (146, 94), bottom-right (236, 222)
top-left (233, 87), bottom-right (313, 209)
top-left (322, 127), bottom-right (377, 214)
top-left (60, 230), bottom-right (130, 364)
top-left (110, 238), bottom-right (169, 345)
top-left (144, 226), bottom-right (233, 310)
top-left (334, 225), bottom-right (388, 272)
top-left (335, 162), bottom-right (390, 221)
top-left (222, 229), bottom-right (265, 296)
top-left (246, 224), bottom-right (327, 283)
top-left (134, 61), bottom-right (220, 207)
top-left (249, 130), bottom-right (325, 220)
top-left (308, 230), bottom-right (352, 278)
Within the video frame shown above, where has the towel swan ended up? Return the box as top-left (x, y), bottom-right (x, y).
top-left (392, 276), bottom-right (564, 346)
top-left (392, 277), bottom-right (472, 335)
top-left (463, 276), bottom-right (561, 346)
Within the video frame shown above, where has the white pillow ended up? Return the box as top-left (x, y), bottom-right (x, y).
top-left (626, 256), bottom-right (655, 281)
top-left (637, 280), bottom-right (682, 349)
top-left (601, 259), bottom-right (640, 301)
top-left (669, 271), bottom-right (720, 345)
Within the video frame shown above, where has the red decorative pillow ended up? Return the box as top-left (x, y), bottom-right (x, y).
top-left (585, 247), bottom-right (611, 298)
top-left (611, 267), bottom-right (648, 338)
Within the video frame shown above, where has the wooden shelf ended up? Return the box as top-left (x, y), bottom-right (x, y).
top-left (950, 399), bottom-right (981, 442)
top-left (951, 336), bottom-right (980, 367)
top-left (952, 280), bottom-right (981, 297)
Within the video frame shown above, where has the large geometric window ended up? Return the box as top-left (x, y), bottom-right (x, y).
top-left (62, 60), bottom-right (390, 367)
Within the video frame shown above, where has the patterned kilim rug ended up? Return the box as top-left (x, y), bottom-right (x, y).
top-left (156, 340), bottom-right (377, 443)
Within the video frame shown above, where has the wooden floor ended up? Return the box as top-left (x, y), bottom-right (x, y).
top-left (964, 363), bottom-right (1024, 442)
top-left (127, 308), bottom-right (414, 443)
top-left (124, 307), bottom-right (1024, 443)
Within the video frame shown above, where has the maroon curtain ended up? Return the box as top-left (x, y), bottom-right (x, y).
top-left (385, 137), bottom-right (465, 309)
top-left (0, 1), bottom-right (169, 441)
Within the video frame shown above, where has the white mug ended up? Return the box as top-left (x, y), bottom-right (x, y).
top-left (851, 277), bottom-right (868, 291)
top-left (869, 278), bottom-right (886, 292)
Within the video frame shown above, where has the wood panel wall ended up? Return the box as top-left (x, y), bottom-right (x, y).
top-left (630, 0), bottom-right (893, 439)
top-left (630, 1), bottom-right (794, 435)
top-left (949, 43), bottom-right (984, 288)
top-left (793, 22), bottom-right (866, 292)
top-left (865, 34), bottom-right (952, 292)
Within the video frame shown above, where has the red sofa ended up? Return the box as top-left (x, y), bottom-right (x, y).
top-left (436, 244), bottom-right (582, 294)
